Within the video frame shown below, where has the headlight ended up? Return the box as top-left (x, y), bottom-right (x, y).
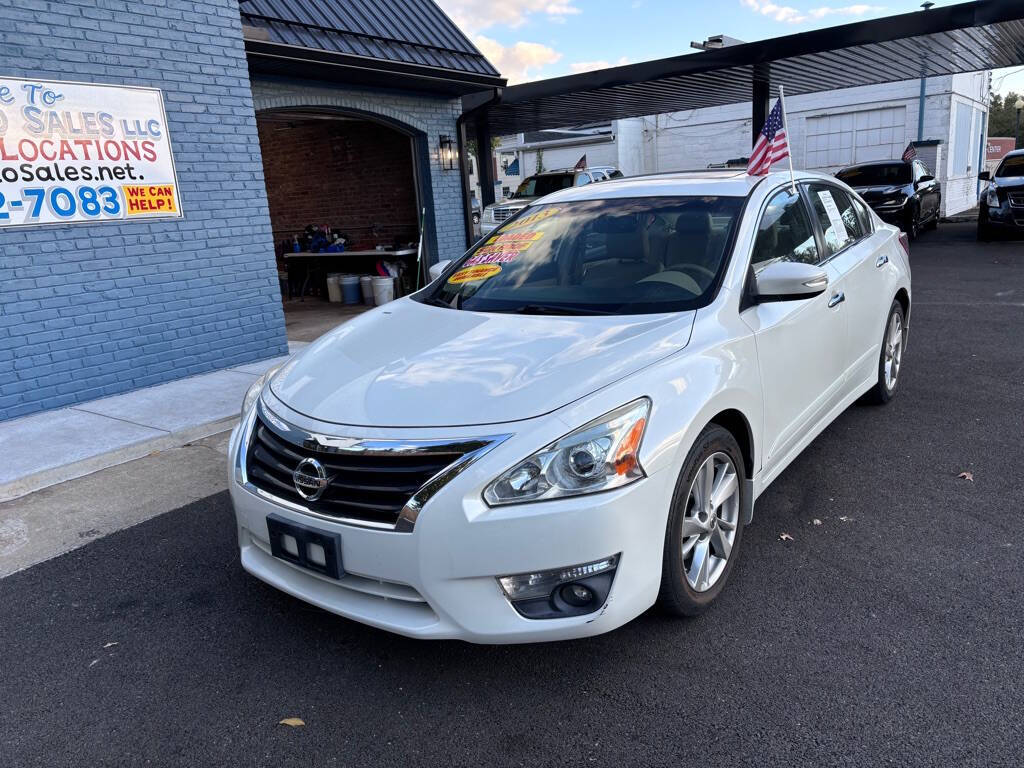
top-left (240, 363), bottom-right (282, 420)
top-left (985, 185), bottom-right (999, 208)
top-left (483, 398), bottom-right (650, 506)
top-left (877, 194), bottom-right (907, 208)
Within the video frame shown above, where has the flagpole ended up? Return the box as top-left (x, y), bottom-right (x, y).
top-left (778, 85), bottom-right (797, 193)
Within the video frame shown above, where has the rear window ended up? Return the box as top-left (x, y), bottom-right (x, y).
top-left (836, 164), bottom-right (912, 186)
top-left (514, 174), bottom-right (575, 198)
top-left (995, 155), bottom-right (1024, 178)
top-left (419, 197), bottom-right (744, 316)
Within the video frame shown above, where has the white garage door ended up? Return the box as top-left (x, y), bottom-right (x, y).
top-left (805, 106), bottom-right (907, 170)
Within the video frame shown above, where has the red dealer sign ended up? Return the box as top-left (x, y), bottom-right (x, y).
top-left (0, 77), bottom-right (182, 227)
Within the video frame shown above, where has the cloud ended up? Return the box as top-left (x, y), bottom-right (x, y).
top-left (437, 0), bottom-right (580, 34)
top-left (473, 35), bottom-right (562, 83)
top-left (569, 57), bottom-right (631, 74)
top-left (740, 0), bottom-right (883, 24)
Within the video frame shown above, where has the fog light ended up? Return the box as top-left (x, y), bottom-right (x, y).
top-left (497, 555), bottom-right (618, 602)
top-left (560, 583), bottom-right (594, 607)
top-left (497, 555), bottom-right (619, 620)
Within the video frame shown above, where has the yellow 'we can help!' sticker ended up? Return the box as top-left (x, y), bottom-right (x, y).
top-left (448, 264), bottom-right (502, 284)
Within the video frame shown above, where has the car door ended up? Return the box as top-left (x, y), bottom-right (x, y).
top-left (805, 183), bottom-right (889, 390)
top-left (913, 160), bottom-right (939, 220)
top-left (740, 186), bottom-right (849, 470)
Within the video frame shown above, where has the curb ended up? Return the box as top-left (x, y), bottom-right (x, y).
top-left (0, 415), bottom-right (238, 504)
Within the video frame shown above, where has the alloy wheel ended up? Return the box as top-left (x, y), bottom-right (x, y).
top-left (884, 312), bottom-right (903, 390)
top-left (681, 452), bottom-right (740, 592)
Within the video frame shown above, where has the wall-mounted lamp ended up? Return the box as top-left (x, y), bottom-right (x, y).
top-left (439, 134), bottom-right (457, 170)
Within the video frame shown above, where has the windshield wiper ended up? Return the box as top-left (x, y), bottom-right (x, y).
top-left (507, 304), bottom-right (615, 316)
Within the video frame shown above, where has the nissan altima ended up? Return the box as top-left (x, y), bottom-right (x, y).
top-left (228, 170), bottom-right (911, 643)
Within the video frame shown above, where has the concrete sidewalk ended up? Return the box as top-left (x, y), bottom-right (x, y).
top-left (0, 342), bottom-right (307, 502)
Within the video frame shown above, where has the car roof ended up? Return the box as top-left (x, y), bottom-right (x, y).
top-left (531, 169), bottom-right (838, 202)
top-left (531, 166), bottom-right (617, 176)
top-left (838, 160), bottom-right (909, 170)
top-left (1001, 149), bottom-right (1024, 158)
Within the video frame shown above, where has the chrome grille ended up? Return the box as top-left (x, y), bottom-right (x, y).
top-left (493, 206), bottom-right (516, 222)
top-left (240, 405), bottom-right (510, 531)
top-left (1008, 191), bottom-right (1024, 209)
top-left (247, 419), bottom-right (465, 527)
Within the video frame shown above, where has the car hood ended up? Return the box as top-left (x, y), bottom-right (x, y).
top-left (488, 198), bottom-right (533, 211)
top-left (852, 184), bottom-right (907, 199)
top-left (270, 298), bottom-right (695, 428)
top-left (992, 176), bottom-right (1024, 190)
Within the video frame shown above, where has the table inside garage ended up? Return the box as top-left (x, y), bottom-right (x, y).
top-left (284, 248), bottom-right (419, 300)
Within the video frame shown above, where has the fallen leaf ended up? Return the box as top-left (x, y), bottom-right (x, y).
top-left (88, 658), bottom-right (100, 668)
top-left (779, 532), bottom-right (794, 541)
top-left (958, 471), bottom-right (974, 482)
top-left (838, 516), bottom-right (852, 522)
top-left (103, 642), bottom-right (118, 649)
top-left (279, 718), bottom-right (305, 727)
top-left (812, 519), bottom-right (822, 526)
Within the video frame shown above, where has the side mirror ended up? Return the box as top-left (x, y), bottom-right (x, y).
top-left (752, 261), bottom-right (829, 303)
top-left (917, 174), bottom-right (935, 184)
top-left (978, 171), bottom-right (991, 181)
top-left (428, 259), bottom-right (452, 283)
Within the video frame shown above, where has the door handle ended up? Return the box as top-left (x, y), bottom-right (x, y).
top-left (876, 254), bottom-right (889, 268)
top-left (828, 292), bottom-right (845, 308)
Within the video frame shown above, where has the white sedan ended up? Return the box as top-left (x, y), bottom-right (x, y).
top-left (229, 170), bottom-right (910, 643)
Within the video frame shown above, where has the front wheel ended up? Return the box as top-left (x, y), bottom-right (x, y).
top-left (865, 300), bottom-right (906, 404)
top-left (658, 425), bottom-right (746, 616)
top-left (904, 205), bottom-right (920, 240)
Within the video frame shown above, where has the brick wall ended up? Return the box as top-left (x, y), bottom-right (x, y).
top-left (0, 0), bottom-right (288, 421)
top-left (257, 118), bottom-right (419, 255)
top-left (250, 79), bottom-right (468, 265)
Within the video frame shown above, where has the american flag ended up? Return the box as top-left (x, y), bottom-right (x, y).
top-left (748, 98), bottom-right (789, 176)
top-left (902, 143), bottom-right (917, 162)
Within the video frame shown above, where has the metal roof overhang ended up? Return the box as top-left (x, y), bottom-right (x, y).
top-left (472, 0), bottom-right (1024, 135)
top-left (245, 36), bottom-right (506, 97)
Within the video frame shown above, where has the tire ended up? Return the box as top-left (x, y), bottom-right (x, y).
top-left (904, 205), bottom-right (920, 240)
top-left (658, 424), bottom-right (747, 617)
top-left (472, 212), bottom-right (480, 225)
top-left (977, 214), bottom-right (993, 242)
top-left (926, 211), bottom-right (939, 230)
top-left (865, 299), bottom-right (906, 405)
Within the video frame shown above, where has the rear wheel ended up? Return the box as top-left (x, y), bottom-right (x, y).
top-left (658, 425), bottom-right (746, 616)
top-left (865, 300), bottom-right (905, 405)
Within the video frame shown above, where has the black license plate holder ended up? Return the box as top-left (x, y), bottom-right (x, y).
top-left (266, 514), bottom-right (344, 580)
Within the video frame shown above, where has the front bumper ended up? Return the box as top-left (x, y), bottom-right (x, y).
top-left (981, 202), bottom-right (1024, 232)
top-left (227, 409), bottom-right (673, 644)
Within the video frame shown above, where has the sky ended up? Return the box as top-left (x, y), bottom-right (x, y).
top-left (435, 0), bottom-right (1024, 95)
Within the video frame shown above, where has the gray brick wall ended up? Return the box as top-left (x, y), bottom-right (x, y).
top-left (0, 0), bottom-right (288, 421)
top-left (250, 79), bottom-right (468, 265)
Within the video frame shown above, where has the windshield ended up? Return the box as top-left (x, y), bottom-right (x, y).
top-left (419, 197), bottom-right (745, 315)
top-left (836, 164), bottom-right (912, 187)
top-left (513, 174), bottom-right (575, 199)
top-left (995, 155), bottom-right (1024, 178)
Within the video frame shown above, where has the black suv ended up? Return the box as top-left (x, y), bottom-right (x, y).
top-left (836, 159), bottom-right (941, 239)
top-left (978, 149), bottom-right (1024, 240)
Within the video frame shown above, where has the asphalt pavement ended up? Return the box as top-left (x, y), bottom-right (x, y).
top-left (1, 223), bottom-right (1022, 768)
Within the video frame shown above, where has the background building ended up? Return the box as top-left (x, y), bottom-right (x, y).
top-left (0, 0), bottom-right (502, 422)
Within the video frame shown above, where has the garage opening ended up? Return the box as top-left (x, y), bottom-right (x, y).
top-left (256, 111), bottom-right (425, 342)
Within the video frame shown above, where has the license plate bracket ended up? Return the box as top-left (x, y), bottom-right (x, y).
top-left (266, 514), bottom-right (344, 580)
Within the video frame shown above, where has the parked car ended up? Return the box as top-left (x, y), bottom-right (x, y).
top-left (977, 149), bottom-right (1024, 240)
top-left (230, 169), bottom-right (911, 643)
top-left (836, 159), bottom-right (940, 239)
top-left (479, 166), bottom-right (622, 235)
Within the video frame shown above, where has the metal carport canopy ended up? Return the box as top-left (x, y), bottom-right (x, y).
top-left (472, 0), bottom-right (1024, 136)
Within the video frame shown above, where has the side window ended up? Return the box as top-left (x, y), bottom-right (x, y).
top-left (607, 170), bottom-right (624, 179)
top-left (751, 188), bottom-right (820, 271)
top-left (575, 173), bottom-right (592, 187)
top-left (807, 184), bottom-right (863, 256)
top-left (851, 194), bottom-right (874, 234)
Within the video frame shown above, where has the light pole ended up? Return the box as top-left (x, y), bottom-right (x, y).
top-left (1016, 97), bottom-right (1024, 150)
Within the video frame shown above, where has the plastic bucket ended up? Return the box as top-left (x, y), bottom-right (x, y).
top-left (326, 275), bottom-right (342, 303)
top-left (359, 275), bottom-right (374, 304)
top-left (341, 275), bottom-right (361, 304)
top-left (372, 276), bottom-right (395, 305)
